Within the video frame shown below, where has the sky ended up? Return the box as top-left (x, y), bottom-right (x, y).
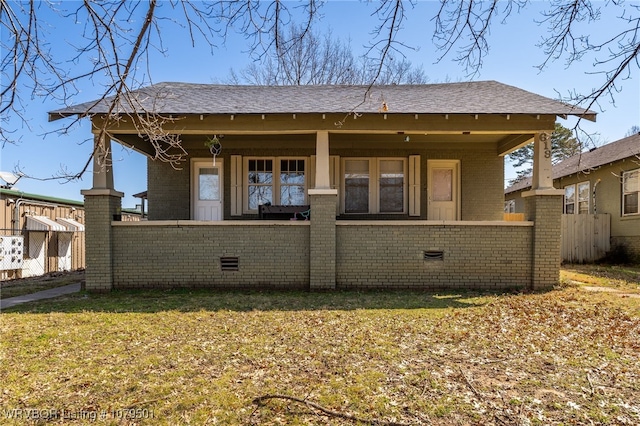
top-left (1, 0), bottom-right (638, 209)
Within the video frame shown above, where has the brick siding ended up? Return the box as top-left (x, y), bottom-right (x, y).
top-left (111, 221), bottom-right (533, 290)
top-left (525, 194), bottom-right (563, 290)
top-left (112, 222), bottom-right (310, 289)
top-left (83, 194), bottom-right (121, 292)
top-left (336, 223), bottom-right (533, 289)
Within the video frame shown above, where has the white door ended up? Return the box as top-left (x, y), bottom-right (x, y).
top-left (193, 160), bottom-right (223, 221)
top-left (58, 233), bottom-right (73, 271)
top-left (427, 160), bottom-right (459, 220)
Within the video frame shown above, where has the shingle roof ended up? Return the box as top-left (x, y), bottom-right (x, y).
top-left (49, 81), bottom-right (596, 119)
top-left (505, 133), bottom-right (640, 193)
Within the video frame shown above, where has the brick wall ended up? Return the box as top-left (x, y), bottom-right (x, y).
top-left (83, 194), bottom-right (121, 292)
top-left (112, 222), bottom-right (310, 289)
top-left (111, 221), bottom-right (533, 290)
top-left (309, 192), bottom-right (337, 290)
top-left (525, 194), bottom-right (563, 290)
top-left (148, 159), bottom-right (190, 220)
top-left (336, 223), bottom-right (533, 289)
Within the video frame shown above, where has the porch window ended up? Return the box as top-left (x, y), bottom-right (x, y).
top-left (344, 159), bottom-right (369, 213)
top-left (343, 158), bottom-right (406, 214)
top-left (280, 159), bottom-right (306, 205)
top-left (379, 159), bottom-right (404, 213)
top-left (245, 157), bottom-right (306, 212)
top-left (622, 169), bottom-right (639, 216)
top-left (248, 159), bottom-right (273, 211)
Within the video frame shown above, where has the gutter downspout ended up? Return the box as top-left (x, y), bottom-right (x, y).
top-left (592, 179), bottom-right (601, 214)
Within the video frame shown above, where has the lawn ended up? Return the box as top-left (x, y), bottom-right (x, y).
top-left (1, 268), bottom-right (638, 425)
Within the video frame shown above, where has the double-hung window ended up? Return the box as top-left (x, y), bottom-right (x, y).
top-left (245, 158), bottom-right (306, 212)
top-left (564, 185), bottom-right (575, 214)
top-left (622, 169), bottom-right (639, 216)
top-left (577, 181), bottom-right (590, 214)
top-left (343, 158), bottom-right (406, 214)
top-left (564, 181), bottom-right (590, 214)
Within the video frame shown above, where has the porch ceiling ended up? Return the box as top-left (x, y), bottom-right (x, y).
top-left (112, 128), bottom-right (535, 159)
top-left (104, 112), bottom-right (551, 158)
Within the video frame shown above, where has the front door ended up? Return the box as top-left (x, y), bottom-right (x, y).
top-left (427, 160), bottom-right (459, 220)
top-left (193, 160), bottom-right (223, 220)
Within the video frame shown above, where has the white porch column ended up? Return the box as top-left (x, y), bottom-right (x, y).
top-left (314, 130), bottom-right (331, 189)
top-left (91, 134), bottom-right (115, 190)
top-left (531, 131), bottom-right (554, 190)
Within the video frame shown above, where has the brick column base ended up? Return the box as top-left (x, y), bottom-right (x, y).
top-left (523, 190), bottom-right (564, 290)
top-left (81, 189), bottom-right (123, 293)
top-left (309, 189), bottom-right (337, 290)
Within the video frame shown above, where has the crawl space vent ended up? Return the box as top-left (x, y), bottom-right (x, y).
top-left (423, 250), bottom-right (444, 261)
top-left (220, 257), bottom-right (239, 271)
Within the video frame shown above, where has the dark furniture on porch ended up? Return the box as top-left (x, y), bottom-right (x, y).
top-left (258, 204), bottom-right (310, 220)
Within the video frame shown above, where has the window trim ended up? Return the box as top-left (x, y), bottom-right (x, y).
top-left (341, 157), bottom-right (408, 215)
top-left (622, 168), bottom-right (640, 217)
top-left (243, 157), bottom-right (308, 214)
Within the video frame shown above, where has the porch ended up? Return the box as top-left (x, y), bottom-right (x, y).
top-left (48, 83), bottom-right (595, 292)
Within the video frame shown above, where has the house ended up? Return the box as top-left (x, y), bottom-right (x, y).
top-left (48, 81), bottom-right (595, 292)
top-left (505, 133), bottom-right (640, 261)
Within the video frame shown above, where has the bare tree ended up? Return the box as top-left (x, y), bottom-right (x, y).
top-left (1, 0), bottom-right (638, 181)
top-left (227, 24), bottom-right (428, 85)
top-left (432, 0), bottom-right (639, 117)
top-left (625, 125), bottom-right (640, 137)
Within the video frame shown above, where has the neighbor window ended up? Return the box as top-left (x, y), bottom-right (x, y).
top-left (564, 182), bottom-right (590, 214)
top-left (343, 158), bottom-right (406, 214)
top-left (622, 169), bottom-right (639, 216)
top-left (246, 158), bottom-right (306, 212)
top-left (577, 181), bottom-right (590, 214)
top-left (504, 199), bottom-right (516, 213)
top-left (564, 185), bottom-right (575, 214)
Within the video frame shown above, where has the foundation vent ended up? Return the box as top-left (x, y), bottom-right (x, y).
top-left (423, 250), bottom-right (444, 261)
top-left (220, 257), bottom-right (239, 271)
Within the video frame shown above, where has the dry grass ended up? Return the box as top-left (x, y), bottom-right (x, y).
top-left (1, 269), bottom-right (639, 425)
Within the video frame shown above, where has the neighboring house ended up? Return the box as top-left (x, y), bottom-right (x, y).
top-left (48, 81), bottom-right (594, 292)
top-left (505, 133), bottom-right (640, 260)
top-left (0, 189), bottom-right (143, 280)
top-left (0, 189), bottom-right (86, 279)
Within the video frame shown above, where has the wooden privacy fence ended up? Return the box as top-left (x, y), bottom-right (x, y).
top-left (561, 214), bottom-right (610, 263)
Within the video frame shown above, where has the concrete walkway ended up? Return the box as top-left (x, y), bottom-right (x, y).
top-left (0, 283), bottom-right (82, 310)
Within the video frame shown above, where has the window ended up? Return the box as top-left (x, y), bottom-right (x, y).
top-left (343, 158), bottom-right (406, 214)
top-left (344, 160), bottom-right (369, 213)
top-left (379, 159), bottom-right (404, 212)
top-left (245, 158), bottom-right (306, 212)
top-left (504, 199), bottom-right (515, 213)
top-left (248, 159), bottom-right (273, 211)
top-left (564, 185), bottom-right (575, 214)
top-left (577, 181), bottom-right (590, 214)
top-left (564, 182), bottom-right (590, 214)
top-left (623, 169), bottom-right (639, 216)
